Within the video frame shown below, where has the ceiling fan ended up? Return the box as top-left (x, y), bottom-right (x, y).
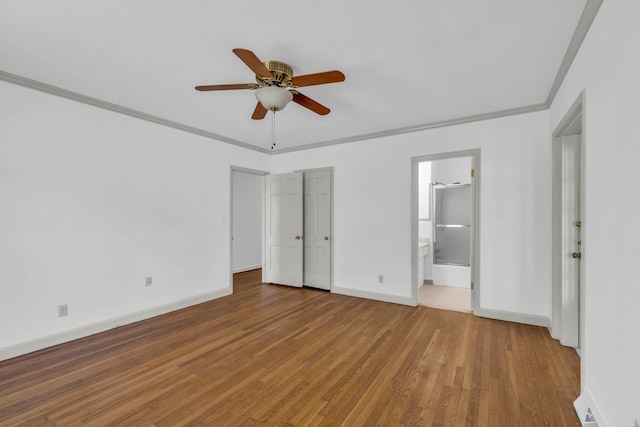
top-left (195, 48), bottom-right (345, 120)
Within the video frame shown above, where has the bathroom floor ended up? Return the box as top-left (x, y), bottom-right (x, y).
top-left (419, 284), bottom-right (472, 313)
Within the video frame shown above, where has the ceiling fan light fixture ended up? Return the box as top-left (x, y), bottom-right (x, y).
top-left (255, 86), bottom-right (293, 111)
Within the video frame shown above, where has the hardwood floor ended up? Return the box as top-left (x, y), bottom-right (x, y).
top-left (0, 269), bottom-right (580, 426)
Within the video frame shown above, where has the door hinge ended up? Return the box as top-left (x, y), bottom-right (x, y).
top-left (471, 169), bottom-right (475, 177)
top-left (470, 282), bottom-right (474, 290)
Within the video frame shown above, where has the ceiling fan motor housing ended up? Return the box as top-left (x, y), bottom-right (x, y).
top-left (257, 60), bottom-right (293, 87)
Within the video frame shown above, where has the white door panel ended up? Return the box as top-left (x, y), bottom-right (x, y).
top-left (561, 135), bottom-right (581, 347)
top-left (304, 170), bottom-right (331, 290)
top-left (265, 172), bottom-right (303, 287)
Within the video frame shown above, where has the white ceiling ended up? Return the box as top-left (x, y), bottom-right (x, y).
top-left (0, 1), bottom-right (587, 152)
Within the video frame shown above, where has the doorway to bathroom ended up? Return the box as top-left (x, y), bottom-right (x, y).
top-left (411, 150), bottom-right (480, 312)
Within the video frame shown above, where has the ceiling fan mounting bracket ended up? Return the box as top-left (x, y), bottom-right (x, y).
top-left (256, 60), bottom-right (294, 87)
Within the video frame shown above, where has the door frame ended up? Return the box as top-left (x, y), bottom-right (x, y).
top-left (296, 167), bottom-right (334, 290)
top-left (551, 91), bottom-right (585, 356)
top-left (411, 149), bottom-right (481, 310)
top-left (229, 166), bottom-right (268, 290)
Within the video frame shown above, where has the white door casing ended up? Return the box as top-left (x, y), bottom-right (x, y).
top-left (304, 170), bottom-right (332, 290)
top-left (265, 172), bottom-right (304, 287)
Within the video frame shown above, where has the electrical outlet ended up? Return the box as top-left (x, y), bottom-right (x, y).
top-left (378, 275), bottom-right (384, 284)
top-left (146, 276), bottom-right (152, 287)
top-left (58, 304), bottom-right (68, 317)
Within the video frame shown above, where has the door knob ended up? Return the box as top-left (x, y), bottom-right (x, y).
top-left (324, 236), bottom-right (329, 240)
top-left (572, 252), bottom-right (582, 259)
top-left (295, 235), bottom-right (302, 240)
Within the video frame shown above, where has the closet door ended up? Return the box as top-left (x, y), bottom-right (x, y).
top-left (304, 170), bottom-right (331, 290)
top-left (265, 172), bottom-right (303, 287)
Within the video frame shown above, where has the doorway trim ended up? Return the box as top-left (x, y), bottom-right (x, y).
top-left (411, 149), bottom-right (481, 311)
top-left (230, 166), bottom-right (268, 291)
top-left (551, 91), bottom-right (585, 354)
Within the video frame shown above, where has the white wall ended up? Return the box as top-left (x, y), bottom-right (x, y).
top-left (549, 1), bottom-right (640, 425)
top-left (0, 81), bottom-right (270, 358)
top-left (232, 171), bottom-right (263, 273)
top-left (271, 110), bottom-right (551, 319)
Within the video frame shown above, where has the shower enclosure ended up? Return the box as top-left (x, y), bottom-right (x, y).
top-left (433, 184), bottom-right (471, 266)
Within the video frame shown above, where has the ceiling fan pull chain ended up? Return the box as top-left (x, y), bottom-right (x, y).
top-left (271, 109), bottom-right (276, 150)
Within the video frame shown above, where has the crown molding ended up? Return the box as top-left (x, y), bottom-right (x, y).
top-left (0, 70), bottom-right (271, 155)
top-left (271, 103), bottom-right (548, 154)
top-left (1, 68), bottom-right (546, 156)
top-left (545, 0), bottom-right (603, 106)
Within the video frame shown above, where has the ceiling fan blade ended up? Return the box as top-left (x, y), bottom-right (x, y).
top-left (292, 92), bottom-right (330, 115)
top-left (195, 83), bottom-right (256, 91)
top-left (233, 48), bottom-right (271, 78)
top-left (251, 102), bottom-right (268, 120)
top-left (291, 70), bottom-right (345, 87)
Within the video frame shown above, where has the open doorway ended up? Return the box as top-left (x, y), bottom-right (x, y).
top-left (411, 150), bottom-right (480, 312)
top-left (230, 166), bottom-right (267, 291)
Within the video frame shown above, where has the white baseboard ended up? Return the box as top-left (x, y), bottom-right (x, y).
top-left (3, 285), bottom-right (551, 361)
top-left (0, 287), bottom-right (232, 362)
top-left (473, 307), bottom-right (549, 327)
top-left (332, 286), bottom-right (415, 306)
top-left (232, 264), bottom-right (262, 274)
top-left (574, 388), bottom-right (609, 426)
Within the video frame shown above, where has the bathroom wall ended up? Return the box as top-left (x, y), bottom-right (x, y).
top-left (431, 157), bottom-right (472, 186)
top-left (431, 157), bottom-right (472, 288)
top-left (418, 162), bottom-right (432, 281)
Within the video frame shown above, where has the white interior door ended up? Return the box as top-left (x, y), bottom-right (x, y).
top-left (265, 172), bottom-right (303, 287)
top-left (561, 135), bottom-right (581, 347)
top-left (304, 170), bottom-right (332, 290)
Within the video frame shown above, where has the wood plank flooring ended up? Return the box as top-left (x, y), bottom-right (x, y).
top-left (0, 269), bottom-right (580, 426)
